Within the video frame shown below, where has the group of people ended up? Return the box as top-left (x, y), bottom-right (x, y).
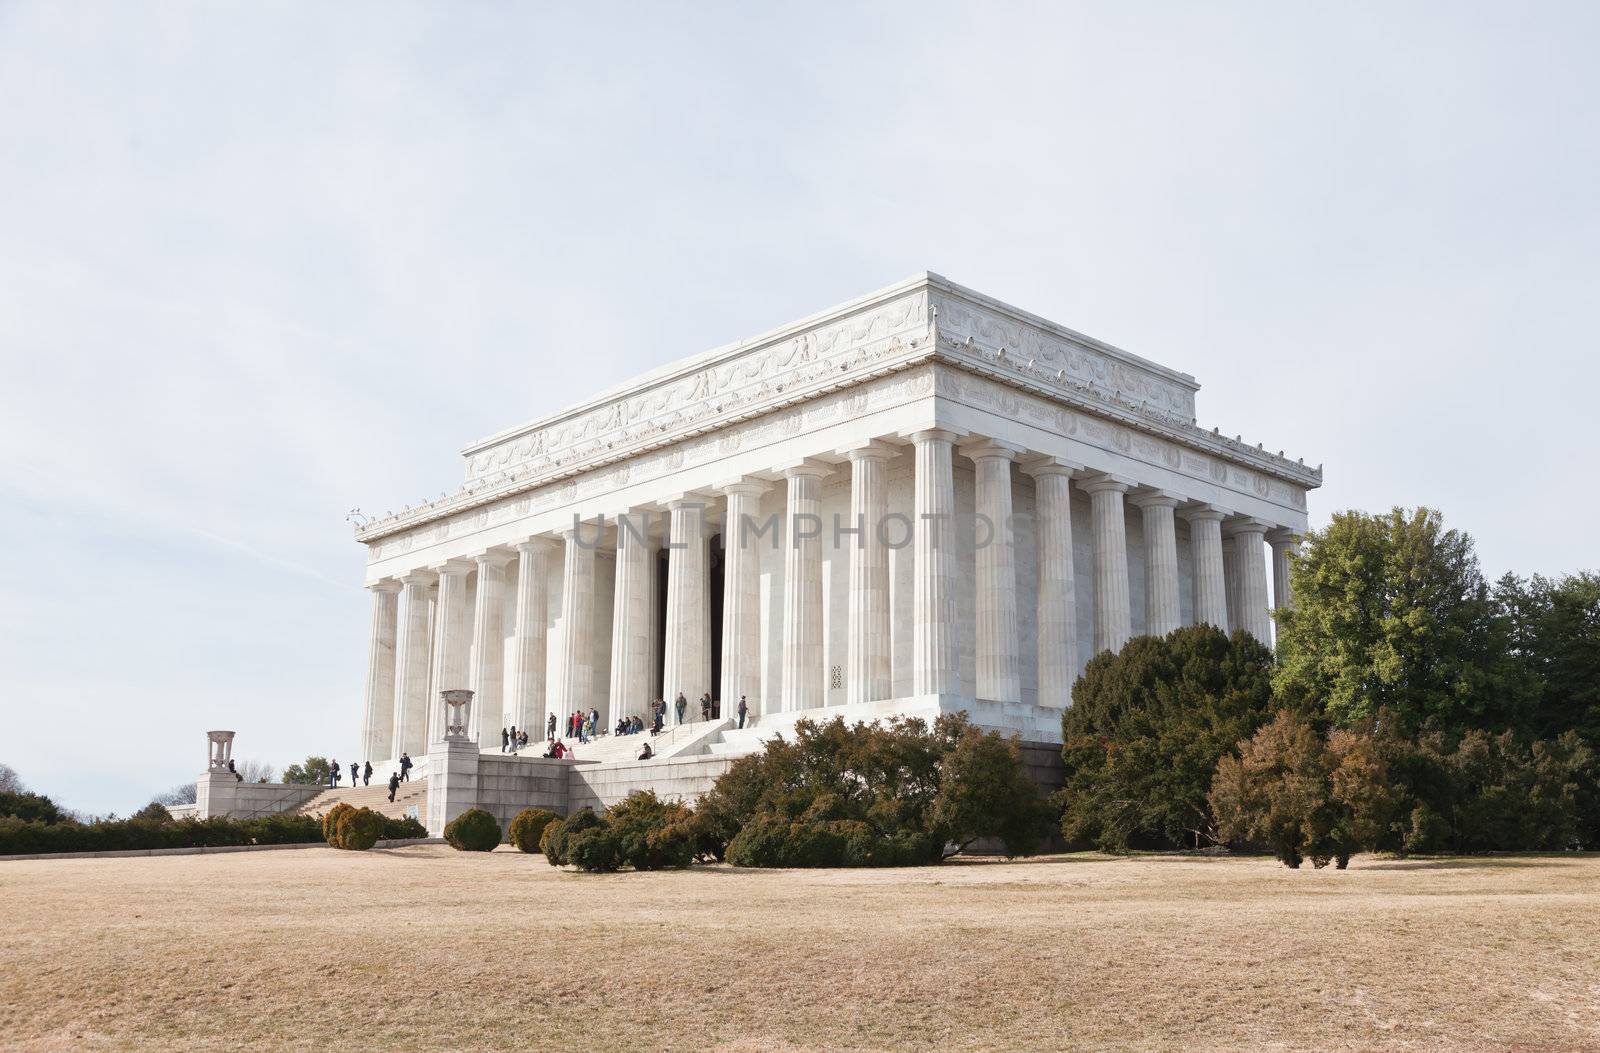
top-left (500, 726), bottom-right (530, 753)
top-left (325, 758), bottom-right (375, 789)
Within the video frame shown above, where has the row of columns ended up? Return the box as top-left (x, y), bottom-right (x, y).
top-left (360, 430), bottom-right (1300, 762)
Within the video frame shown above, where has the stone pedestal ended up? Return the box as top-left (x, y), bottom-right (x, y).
top-left (426, 736), bottom-right (481, 837)
top-left (195, 771), bottom-right (238, 819)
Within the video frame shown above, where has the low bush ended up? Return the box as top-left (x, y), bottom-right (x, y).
top-left (542, 808), bottom-right (602, 867)
top-left (605, 791), bottom-right (695, 870)
top-left (380, 815), bottom-right (427, 841)
top-left (0, 790), bottom-right (68, 825)
top-left (443, 808), bottom-right (501, 852)
top-left (0, 812), bottom-right (324, 855)
top-left (321, 802), bottom-right (355, 845)
top-left (508, 808), bottom-right (560, 854)
top-left (565, 825), bottom-right (622, 872)
top-left (332, 807), bottom-right (386, 851)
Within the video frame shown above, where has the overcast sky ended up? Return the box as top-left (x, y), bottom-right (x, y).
top-left (3, 2), bottom-right (1596, 815)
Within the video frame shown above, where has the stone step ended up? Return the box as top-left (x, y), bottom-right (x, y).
top-left (296, 777), bottom-right (429, 821)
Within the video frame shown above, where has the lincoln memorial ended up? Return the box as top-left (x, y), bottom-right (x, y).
top-left (349, 273), bottom-right (1320, 811)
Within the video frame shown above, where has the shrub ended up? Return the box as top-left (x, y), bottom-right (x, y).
top-left (0, 812), bottom-right (324, 855)
top-left (0, 790), bottom-right (67, 825)
top-left (565, 825), bottom-right (622, 872)
top-left (380, 815), bottom-right (428, 841)
top-left (932, 726), bottom-right (1054, 856)
top-left (333, 807), bottom-right (385, 851)
top-left (321, 802), bottom-right (355, 845)
top-left (542, 808), bottom-right (601, 867)
top-left (133, 802), bottom-right (172, 823)
top-left (508, 808), bottom-right (561, 854)
top-left (443, 808), bottom-right (501, 852)
top-left (604, 791), bottom-right (694, 870)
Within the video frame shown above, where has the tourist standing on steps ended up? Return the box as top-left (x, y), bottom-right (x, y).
top-left (350, 761), bottom-right (359, 787)
top-left (500, 727), bottom-right (509, 753)
top-left (387, 771), bottom-right (400, 803)
top-left (547, 713), bottom-right (556, 739)
top-left (329, 759), bottom-right (340, 788)
top-left (399, 752), bottom-right (412, 782)
top-left (700, 693), bottom-right (712, 721)
top-left (675, 693), bottom-right (687, 724)
top-left (362, 761), bottom-right (373, 786)
top-left (589, 707), bottom-right (600, 738)
top-left (738, 695), bottom-right (748, 729)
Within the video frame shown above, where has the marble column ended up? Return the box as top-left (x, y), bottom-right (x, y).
top-left (1226, 519), bottom-right (1274, 643)
top-left (609, 512), bottom-right (654, 727)
top-left (1181, 506), bottom-right (1229, 631)
top-left (780, 461), bottom-right (830, 712)
top-left (720, 481), bottom-right (770, 718)
top-left (1131, 492), bottom-right (1181, 638)
top-left (508, 538), bottom-right (554, 739)
top-left (558, 526), bottom-right (598, 725)
top-left (1025, 459), bottom-right (1078, 708)
top-left (1223, 534), bottom-right (1241, 633)
top-left (433, 559), bottom-right (474, 742)
top-left (1267, 528), bottom-right (1299, 613)
top-left (844, 443), bottom-right (895, 705)
top-left (392, 571), bottom-right (435, 758)
top-left (662, 498), bottom-right (710, 720)
top-left (1079, 475), bottom-right (1133, 656)
top-left (963, 439), bottom-right (1022, 703)
top-left (360, 580), bottom-right (401, 763)
top-left (469, 551), bottom-right (510, 745)
top-left (911, 429), bottom-right (959, 697)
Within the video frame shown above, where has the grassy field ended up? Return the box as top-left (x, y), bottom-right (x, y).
top-left (1, 847), bottom-right (1596, 1052)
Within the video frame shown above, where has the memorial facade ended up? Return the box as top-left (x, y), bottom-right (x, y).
top-left (352, 274), bottom-right (1321, 770)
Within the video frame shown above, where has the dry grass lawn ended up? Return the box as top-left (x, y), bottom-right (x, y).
top-left (1, 846), bottom-right (1597, 1052)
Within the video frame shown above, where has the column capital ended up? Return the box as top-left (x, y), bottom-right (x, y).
top-left (1129, 490), bottom-right (1181, 511)
top-left (1223, 517), bottom-right (1274, 539)
top-left (840, 438), bottom-right (901, 462)
top-left (1076, 472), bottom-right (1134, 496)
top-left (399, 569), bottom-right (438, 586)
top-left (429, 557), bottom-right (476, 577)
top-left (1021, 454), bottom-right (1084, 480)
top-left (661, 492), bottom-right (712, 512)
top-left (958, 437), bottom-right (1026, 463)
top-left (368, 578), bottom-right (403, 594)
top-left (1179, 503), bottom-right (1229, 524)
top-left (474, 548), bottom-right (516, 569)
top-left (778, 457), bottom-right (833, 481)
top-left (903, 427), bottom-right (963, 446)
top-left (1265, 527), bottom-right (1301, 547)
top-left (515, 536), bottom-right (557, 555)
top-left (714, 477), bottom-right (773, 499)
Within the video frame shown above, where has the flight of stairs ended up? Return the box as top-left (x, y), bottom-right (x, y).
top-left (296, 776), bottom-right (428, 821)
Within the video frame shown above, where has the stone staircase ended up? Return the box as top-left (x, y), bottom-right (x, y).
top-left (296, 776), bottom-right (429, 821)
top-left (546, 718), bottom-right (735, 765)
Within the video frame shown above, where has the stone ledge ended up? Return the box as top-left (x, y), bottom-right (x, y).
top-left (0, 837), bottom-right (445, 863)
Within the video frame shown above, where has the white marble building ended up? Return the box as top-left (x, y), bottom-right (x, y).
top-left (353, 274), bottom-right (1319, 766)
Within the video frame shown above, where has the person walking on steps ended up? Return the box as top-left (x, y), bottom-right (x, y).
top-left (387, 771), bottom-right (400, 803)
top-left (350, 761), bottom-right (359, 787)
top-left (700, 693), bottom-right (712, 721)
top-left (399, 752), bottom-right (413, 782)
top-left (738, 695), bottom-right (748, 730)
top-left (547, 713), bottom-right (556, 739)
top-left (675, 693), bottom-right (687, 725)
top-left (501, 727), bottom-right (509, 753)
top-left (362, 761), bottom-right (373, 786)
top-left (329, 759), bottom-right (340, 788)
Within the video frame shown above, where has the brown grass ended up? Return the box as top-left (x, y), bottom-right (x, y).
top-left (1, 847), bottom-right (1597, 1052)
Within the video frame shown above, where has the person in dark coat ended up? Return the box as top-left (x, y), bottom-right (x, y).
top-left (501, 727), bottom-right (510, 753)
top-left (399, 752), bottom-right (413, 782)
top-left (675, 693), bottom-right (687, 724)
top-left (329, 759), bottom-right (340, 787)
top-left (737, 695), bottom-right (748, 729)
top-left (350, 761), bottom-right (359, 787)
top-left (362, 761), bottom-right (373, 786)
top-left (387, 771), bottom-right (401, 803)
top-left (547, 713), bottom-right (556, 738)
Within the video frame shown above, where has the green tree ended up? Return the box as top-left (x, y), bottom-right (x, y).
top-left (931, 725), bottom-right (1054, 856)
top-left (1058, 624), bottom-right (1275, 851)
top-left (282, 756), bottom-right (333, 785)
top-left (1497, 572), bottom-right (1600, 746)
top-left (1274, 508), bottom-right (1513, 733)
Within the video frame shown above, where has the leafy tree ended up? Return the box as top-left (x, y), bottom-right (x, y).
top-left (1274, 508), bottom-right (1514, 733)
top-left (931, 724), bottom-right (1054, 856)
top-left (1210, 711), bottom-right (1395, 867)
top-left (1496, 572), bottom-right (1600, 746)
top-left (132, 802), bottom-right (172, 822)
top-left (1057, 624), bottom-right (1275, 851)
top-left (282, 756), bottom-right (333, 785)
top-left (0, 790), bottom-right (68, 825)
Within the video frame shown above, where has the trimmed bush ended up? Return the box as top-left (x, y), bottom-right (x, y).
top-left (542, 808), bottom-right (602, 867)
top-left (321, 802), bottom-right (355, 845)
top-left (565, 826), bottom-right (622, 872)
top-left (333, 807), bottom-right (386, 851)
top-left (443, 808), bottom-right (501, 852)
top-left (508, 808), bottom-right (560, 854)
top-left (604, 791), bottom-right (695, 870)
top-left (0, 812), bottom-right (325, 855)
top-left (380, 815), bottom-right (427, 841)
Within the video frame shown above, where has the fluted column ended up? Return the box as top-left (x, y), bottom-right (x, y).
top-left (720, 481), bottom-right (770, 718)
top-left (1079, 475), bottom-right (1132, 656)
top-left (610, 512), bottom-right (654, 727)
top-left (1132, 492), bottom-right (1181, 638)
top-left (911, 429), bottom-right (959, 697)
top-left (1025, 460), bottom-right (1078, 708)
top-left (392, 571), bottom-right (435, 757)
top-left (558, 526), bottom-right (598, 724)
top-left (662, 499), bottom-right (710, 719)
top-left (844, 443), bottom-right (895, 705)
top-left (963, 439), bottom-right (1022, 703)
top-left (1225, 519), bottom-right (1273, 643)
top-left (1182, 506), bottom-right (1228, 631)
top-left (360, 581), bottom-right (401, 762)
top-left (469, 551), bottom-right (511, 744)
top-left (508, 538), bottom-right (554, 738)
top-left (781, 461), bottom-right (830, 712)
top-left (1223, 534), bottom-right (1241, 633)
top-left (433, 560), bottom-right (474, 743)
top-left (1267, 528), bottom-right (1299, 613)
